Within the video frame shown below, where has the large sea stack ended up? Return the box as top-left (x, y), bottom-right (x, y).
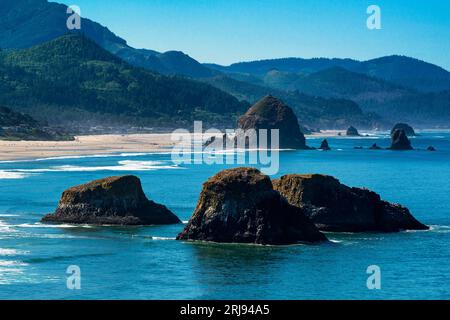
top-left (273, 174), bottom-right (428, 232)
top-left (176, 168), bottom-right (327, 245)
top-left (346, 126), bottom-right (360, 136)
top-left (42, 175), bottom-right (181, 225)
top-left (236, 95), bottom-right (309, 149)
top-left (390, 129), bottom-right (413, 150)
top-left (391, 123), bottom-right (416, 136)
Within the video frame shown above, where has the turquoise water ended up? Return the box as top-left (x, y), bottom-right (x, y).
top-left (0, 132), bottom-right (449, 300)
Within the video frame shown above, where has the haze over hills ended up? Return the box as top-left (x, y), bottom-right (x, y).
top-left (0, 34), bottom-right (247, 131)
top-left (0, 106), bottom-right (72, 140)
top-left (1, 0), bottom-right (449, 129)
top-left (0, 0), bottom-right (215, 78)
top-left (208, 64), bottom-right (450, 126)
top-left (202, 75), bottom-right (382, 129)
top-left (206, 56), bottom-right (450, 93)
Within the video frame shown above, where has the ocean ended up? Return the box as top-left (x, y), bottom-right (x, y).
top-left (0, 132), bottom-right (449, 299)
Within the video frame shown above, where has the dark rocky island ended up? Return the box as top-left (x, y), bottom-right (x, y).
top-left (391, 123), bottom-right (416, 136)
top-left (369, 143), bottom-right (382, 150)
top-left (176, 168), bottom-right (327, 245)
top-left (427, 146), bottom-right (436, 151)
top-left (273, 174), bottom-right (428, 232)
top-left (319, 139), bottom-right (331, 150)
top-left (390, 129), bottom-right (413, 150)
top-left (42, 175), bottom-right (180, 225)
top-left (346, 126), bottom-right (360, 136)
top-left (236, 95), bottom-right (310, 149)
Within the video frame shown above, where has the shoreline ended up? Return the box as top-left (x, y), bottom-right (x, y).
top-left (0, 134), bottom-right (178, 162)
top-left (0, 130), bottom-right (444, 162)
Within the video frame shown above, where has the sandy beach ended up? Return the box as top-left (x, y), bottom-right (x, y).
top-left (0, 134), bottom-right (180, 162)
top-left (0, 131), bottom-right (345, 162)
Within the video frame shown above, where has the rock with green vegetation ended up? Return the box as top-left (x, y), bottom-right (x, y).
top-left (391, 123), bottom-right (416, 136)
top-left (177, 168), bottom-right (327, 245)
top-left (42, 175), bottom-right (180, 225)
top-left (273, 174), bottom-right (428, 232)
top-left (236, 95), bottom-right (309, 149)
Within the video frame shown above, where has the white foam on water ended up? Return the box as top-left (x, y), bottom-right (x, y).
top-left (1, 153), bottom-right (134, 163)
top-left (35, 154), bottom-right (113, 161)
top-left (0, 170), bottom-right (34, 180)
top-left (0, 151), bottom-right (168, 164)
top-left (182, 220), bottom-right (189, 224)
top-left (0, 214), bottom-right (19, 217)
top-left (119, 152), bottom-right (152, 157)
top-left (31, 234), bottom-right (91, 239)
top-left (329, 239), bottom-right (343, 243)
top-left (428, 225), bottom-right (450, 233)
top-left (5, 160), bottom-right (183, 174)
top-left (0, 249), bottom-right (29, 256)
top-left (151, 236), bottom-right (175, 241)
top-left (0, 220), bottom-right (14, 233)
top-left (15, 223), bottom-right (93, 229)
top-left (0, 260), bottom-right (28, 267)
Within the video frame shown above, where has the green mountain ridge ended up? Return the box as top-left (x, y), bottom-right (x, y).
top-left (207, 55), bottom-right (450, 93)
top-left (1, 0), bottom-right (449, 128)
top-left (0, 0), bottom-right (216, 79)
top-left (0, 105), bottom-right (72, 140)
top-left (213, 66), bottom-right (450, 126)
top-left (0, 34), bottom-right (248, 131)
top-left (202, 75), bottom-right (382, 129)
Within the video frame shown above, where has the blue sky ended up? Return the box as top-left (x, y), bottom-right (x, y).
top-left (59, 0), bottom-right (450, 69)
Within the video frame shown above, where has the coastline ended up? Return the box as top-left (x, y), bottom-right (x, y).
top-left (1, 129), bottom-right (442, 162)
top-left (0, 133), bottom-right (177, 162)
top-left (0, 131), bottom-right (349, 162)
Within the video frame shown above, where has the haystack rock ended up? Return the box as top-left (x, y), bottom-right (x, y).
top-left (236, 95), bottom-right (309, 149)
top-left (273, 174), bottom-right (428, 232)
top-left (390, 129), bottom-right (413, 150)
top-left (42, 175), bottom-right (180, 225)
top-left (319, 139), bottom-right (331, 150)
top-left (391, 123), bottom-right (416, 136)
top-left (176, 168), bottom-right (327, 245)
top-left (346, 126), bottom-right (360, 136)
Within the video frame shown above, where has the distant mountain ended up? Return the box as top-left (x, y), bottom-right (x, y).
top-left (262, 67), bottom-right (405, 96)
top-left (1, 0), bottom-right (448, 128)
top-left (0, 0), bottom-right (215, 78)
top-left (260, 67), bottom-right (410, 111)
top-left (353, 56), bottom-right (450, 93)
top-left (0, 34), bottom-right (247, 131)
top-left (208, 56), bottom-right (450, 93)
top-left (209, 66), bottom-right (450, 126)
top-left (0, 106), bottom-right (72, 140)
top-left (205, 58), bottom-right (359, 76)
top-left (202, 75), bottom-right (382, 129)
